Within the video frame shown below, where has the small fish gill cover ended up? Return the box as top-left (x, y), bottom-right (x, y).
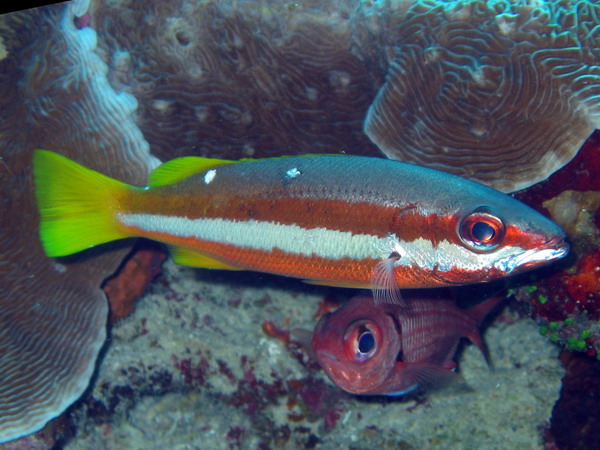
top-left (0, 2), bottom-right (151, 444)
top-left (361, 0), bottom-right (600, 193)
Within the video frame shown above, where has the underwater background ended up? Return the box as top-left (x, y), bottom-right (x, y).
top-left (1, 0), bottom-right (599, 448)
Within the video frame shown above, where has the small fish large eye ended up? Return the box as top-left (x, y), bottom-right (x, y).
top-left (358, 330), bottom-right (375, 353)
top-left (344, 321), bottom-right (380, 363)
top-left (459, 209), bottom-right (505, 253)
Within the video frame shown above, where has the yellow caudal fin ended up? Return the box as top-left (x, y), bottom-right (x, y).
top-left (33, 149), bottom-right (133, 257)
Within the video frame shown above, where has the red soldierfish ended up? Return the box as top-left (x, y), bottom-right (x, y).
top-left (33, 150), bottom-right (568, 299)
top-left (312, 293), bottom-right (502, 395)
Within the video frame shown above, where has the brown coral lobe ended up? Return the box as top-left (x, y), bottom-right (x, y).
top-left (92, 0), bottom-right (380, 161)
top-left (0, 2), bottom-right (151, 444)
top-left (363, 0), bottom-right (600, 192)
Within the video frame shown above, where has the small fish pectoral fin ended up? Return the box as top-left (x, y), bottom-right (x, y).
top-left (302, 279), bottom-right (373, 289)
top-left (371, 254), bottom-right (404, 306)
top-left (149, 156), bottom-right (236, 187)
top-left (169, 246), bottom-right (242, 270)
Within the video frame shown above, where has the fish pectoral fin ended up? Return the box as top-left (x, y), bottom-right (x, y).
top-left (371, 255), bottom-right (404, 306)
top-left (169, 246), bottom-right (242, 270)
top-left (302, 280), bottom-right (373, 289)
top-left (149, 156), bottom-right (236, 187)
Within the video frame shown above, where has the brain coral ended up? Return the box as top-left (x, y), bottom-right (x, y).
top-left (0, 2), bottom-right (151, 443)
top-left (361, 0), bottom-right (600, 192)
top-left (91, 0), bottom-right (381, 161)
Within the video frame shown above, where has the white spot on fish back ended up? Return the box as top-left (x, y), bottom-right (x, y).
top-left (285, 168), bottom-right (301, 180)
top-left (204, 169), bottom-right (216, 184)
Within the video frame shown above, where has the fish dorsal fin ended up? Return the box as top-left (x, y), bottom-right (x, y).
top-left (169, 246), bottom-right (242, 271)
top-left (149, 156), bottom-right (236, 187)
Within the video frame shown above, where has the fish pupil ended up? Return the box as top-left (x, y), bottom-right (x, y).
top-left (358, 331), bottom-right (375, 354)
top-left (471, 221), bottom-right (495, 242)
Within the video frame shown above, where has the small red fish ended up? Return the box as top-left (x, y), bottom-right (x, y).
top-left (312, 292), bottom-right (502, 395)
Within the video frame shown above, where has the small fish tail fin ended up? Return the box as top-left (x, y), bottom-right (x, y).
top-left (467, 294), bottom-right (505, 325)
top-left (33, 149), bottom-right (133, 257)
top-left (467, 330), bottom-right (492, 367)
top-left (466, 294), bottom-right (505, 367)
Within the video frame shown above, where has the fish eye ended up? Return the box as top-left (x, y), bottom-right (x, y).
top-left (344, 321), bottom-right (381, 363)
top-left (472, 221), bottom-right (495, 241)
top-left (358, 330), bottom-right (375, 353)
top-left (459, 208), bottom-right (505, 253)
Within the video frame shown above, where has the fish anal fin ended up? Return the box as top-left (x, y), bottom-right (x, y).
top-left (169, 246), bottom-right (242, 270)
top-left (149, 156), bottom-right (236, 187)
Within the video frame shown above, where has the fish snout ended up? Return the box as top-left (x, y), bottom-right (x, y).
top-left (315, 349), bottom-right (357, 386)
top-left (316, 349), bottom-right (340, 363)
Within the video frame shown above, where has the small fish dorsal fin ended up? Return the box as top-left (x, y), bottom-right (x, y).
top-left (148, 156), bottom-right (236, 187)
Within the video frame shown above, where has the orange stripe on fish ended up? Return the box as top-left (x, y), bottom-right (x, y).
top-left (33, 150), bottom-right (569, 300)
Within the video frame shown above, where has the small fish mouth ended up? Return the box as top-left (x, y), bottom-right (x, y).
top-left (316, 350), bottom-right (340, 363)
top-left (316, 350), bottom-right (352, 383)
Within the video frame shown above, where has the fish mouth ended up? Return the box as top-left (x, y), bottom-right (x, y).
top-left (497, 234), bottom-right (570, 273)
top-left (316, 350), bottom-right (340, 363)
top-left (315, 350), bottom-right (350, 383)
